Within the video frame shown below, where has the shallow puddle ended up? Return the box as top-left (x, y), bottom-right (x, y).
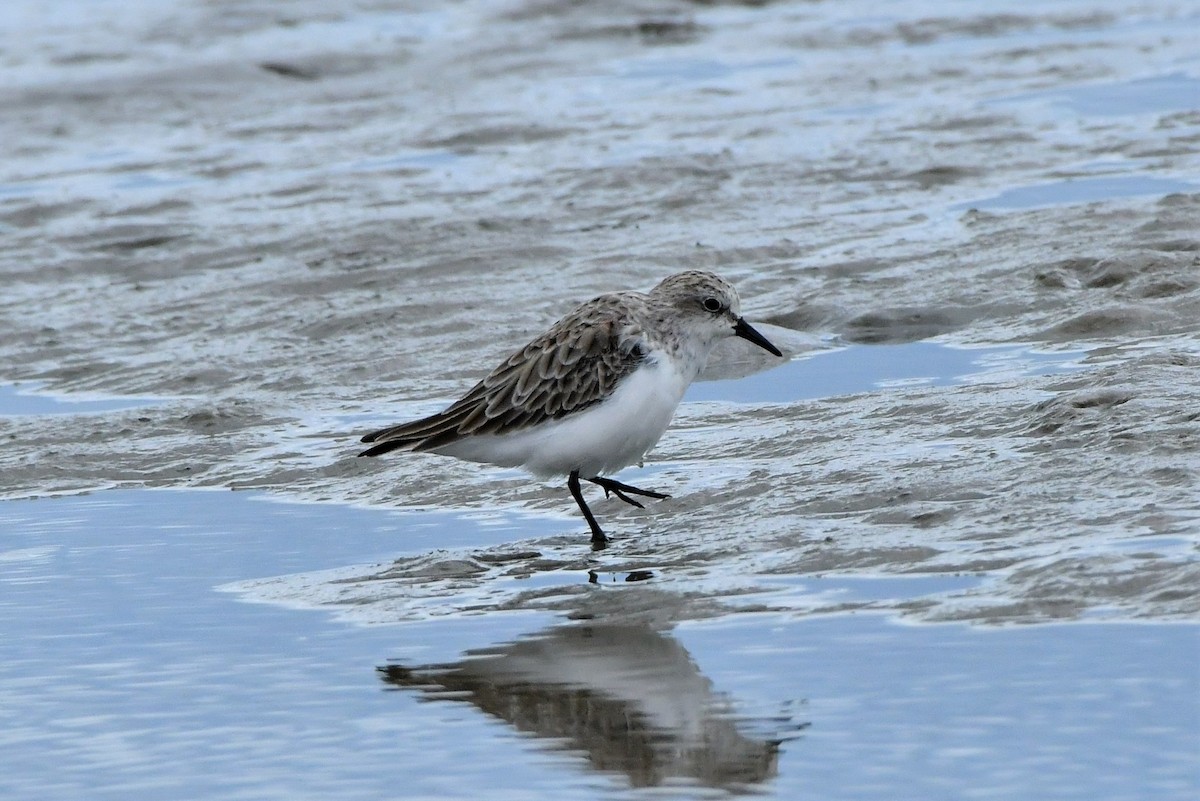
top-left (1000, 71), bottom-right (1200, 117)
top-left (688, 342), bottom-right (1085, 404)
top-left (963, 175), bottom-right (1199, 212)
top-left (1, 490), bottom-right (1195, 800)
top-left (0, 382), bottom-right (167, 416)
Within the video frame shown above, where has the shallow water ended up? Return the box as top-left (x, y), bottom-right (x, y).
top-left (963, 175), bottom-right (1200, 211)
top-left (688, 342), bottom-right (1085, 404)
top-left (0, 382), bottom-right (166, 416)
top-left (1, 490), bottom-right (1195, 800)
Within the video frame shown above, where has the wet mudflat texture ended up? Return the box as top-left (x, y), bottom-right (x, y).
top-left (1, 0), bottom-right (1199, 798)
top-left (3, 0), bottom-right (1196, 620)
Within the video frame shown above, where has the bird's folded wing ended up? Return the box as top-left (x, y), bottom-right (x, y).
top-left (360, 307), bottom-right (645, 453)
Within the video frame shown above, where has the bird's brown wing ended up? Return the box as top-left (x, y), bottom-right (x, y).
top-left (359, 303), bottom-right (645, 457)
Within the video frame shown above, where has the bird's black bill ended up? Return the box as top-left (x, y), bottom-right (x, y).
top-left (733, 317), bottom-right (783, 357)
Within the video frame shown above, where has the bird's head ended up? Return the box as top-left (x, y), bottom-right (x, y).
top-left (650, 270), bottom-right (783, 357)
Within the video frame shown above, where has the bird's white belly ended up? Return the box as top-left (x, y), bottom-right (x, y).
top-left (436, 359), bottom-right (689, 478)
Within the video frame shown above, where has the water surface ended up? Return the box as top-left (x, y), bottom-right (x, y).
top-left (1, 490), bottom-right (1195, 800)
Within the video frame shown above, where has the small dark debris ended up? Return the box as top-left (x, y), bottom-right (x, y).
top-left (475, 550), bottom-right (542, 564)
top-left (636, 19), bottom-right (702, 44)
top-left (97, 235), bottom-right (177, 252)
top-left (259, 62), bottom-right (319, 81)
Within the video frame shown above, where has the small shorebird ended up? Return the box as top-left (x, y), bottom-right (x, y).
top-left (359, 270), bottom-right (783, 547)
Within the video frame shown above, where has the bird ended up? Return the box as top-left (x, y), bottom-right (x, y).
top-left (358, 270), bottom-right (783, 548)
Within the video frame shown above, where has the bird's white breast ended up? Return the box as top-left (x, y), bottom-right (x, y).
top-left (436, 354), bottom-right (692, 479)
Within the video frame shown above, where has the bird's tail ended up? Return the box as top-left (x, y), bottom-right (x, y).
top-left (358, 407), bottom-right (474, 457)
top-left (357, 437), bottom-right (414, 457)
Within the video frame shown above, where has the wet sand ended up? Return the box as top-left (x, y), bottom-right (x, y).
top-left (1, 1), bottom-right (1198, 797)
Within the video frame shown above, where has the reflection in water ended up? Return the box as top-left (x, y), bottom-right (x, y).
top-left (380, 624), bottom-right (802, 792)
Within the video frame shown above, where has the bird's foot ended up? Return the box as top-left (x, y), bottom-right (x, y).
top-left (587, 476), bottom-right (670, 509)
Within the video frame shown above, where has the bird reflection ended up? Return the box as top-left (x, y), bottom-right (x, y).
top-left (379, 623), bottom-right (796, 791)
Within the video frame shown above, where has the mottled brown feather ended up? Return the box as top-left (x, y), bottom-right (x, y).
top-left (358, 301), bottom-right (645, 456)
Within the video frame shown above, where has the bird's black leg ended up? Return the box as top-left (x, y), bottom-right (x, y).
top-left (568, 470), bottom-right (607, 548)
top-left (587, 476), bottom-right (670, 509)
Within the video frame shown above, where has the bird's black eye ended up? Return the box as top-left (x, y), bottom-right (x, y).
top-left (702, 297), bottom-right (722, 313)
